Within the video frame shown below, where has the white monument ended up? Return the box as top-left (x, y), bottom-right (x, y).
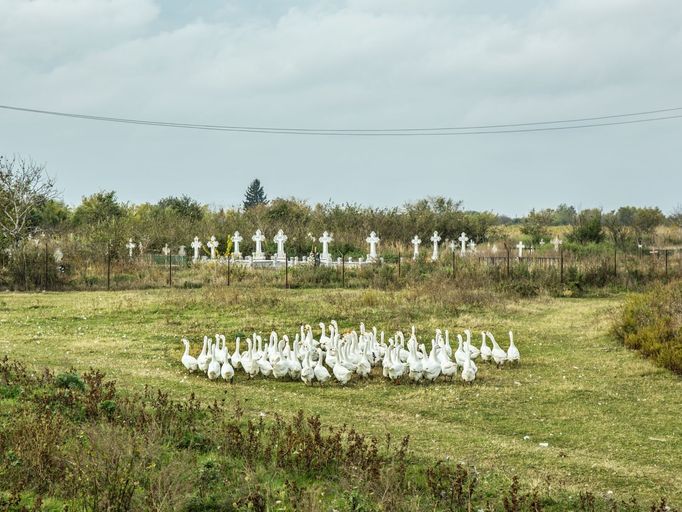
top-left (551, 236), bottom-right (562, 252)
top-left (126, 239), bottom-right (136, 258)
top-left (491, 244), bottom-right (498, 255)
top-left (468, 240), bottom-right (477, 253)
top-left (207, 236), bottom-right (219, 259)
top-left (191, 237), bottom-right (202, 262)
top-left (53, 248), bottom-right (63, 263)
top-left (178, 246), bottom-right (186, 257)
top-left (430, 231), bottom-right (441, 261)
top-left (274, 229), bottom-right (288, 261)
top-left (448, 240), bottom-right (456, 252)
top-left (411, 235), bottom-right (421, 260)
top-left (319, 231), bottom-right (333, 264)
top-left (252, 229), bottom-right (266, 260)
top-left (516, 241), bottom-right (526, 258)
top-left (458, 232), bottom-right (469, 257)
top-left (366, 231), bottom-right (380, 262)
top-left (162, 244), bottom-right (170, 256)
top-left (539, 239), bottom-right (545, 246)
top-left (232, 231), bottom-right (243, 258)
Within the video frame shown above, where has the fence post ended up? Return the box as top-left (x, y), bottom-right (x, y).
top-left (168, 252), bottom-right (172, 287)
top-left (107, 242), bottom-right (111, 291)
top-left (560, 246), bottom-right (564, 284)
top-left (227, 255), bottom-right (231, 286)
top-left (44, 240), bottom-right (49, 291)
top-left (505, 244), bottom-right (511, 278)
top-left (285, 253), bottom-right (289, 289)
top-left (665, 250), bottom-right (669, 277)
top-left (398, 251), bottom-right (401, 278)
top-left (452, 251), bottom-right (456, 279)
top-left (614, 245), bottom-right (617, 277)
top-left (342, 254), bottom-right (345, 288)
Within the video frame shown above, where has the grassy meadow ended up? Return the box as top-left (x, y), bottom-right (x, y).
top-left (1, 286), bottom-right (681, 507)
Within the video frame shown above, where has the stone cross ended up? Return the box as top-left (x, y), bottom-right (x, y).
top-left (539, 239), bottom-right (545, 246)
top-left (319, 231), bottom-right (333, 262)
top-left (458, 232), bottom-right (469, 257)
top-left (430, 231), bottom-right (441, 261)
top-left (162, 244), bottom-right (170, 256)
top-left (178, 246), bottom-right (186, 257)
top-left (274, 229), bottom-right (288, 260)
top-left (191, 236), bottom-right (202, 262)
top-left (366, 231), bottom-right (380, 261)
top-left (53, 248), bottom-right (63, 263)
top-left (411, 235), bottom-right (421, 260)
top-left (491, 244), bottom-right (498, 255)
top-left (252, 229), bottom-right (266, 260)
top-left (551, 236), bottom-right (562, 252)
top-left (468, 240), bottom-right (476, 253)
top-left (138, 241), bottom-right (145, 256)
top-left (126, 239), bottom-right (136, 258)
top-left (207, 236), bottom-right (219, 259)
top-left (516, 241), bottom-right (526, 258)
top-left (232, 231), bottom-right (243, 257)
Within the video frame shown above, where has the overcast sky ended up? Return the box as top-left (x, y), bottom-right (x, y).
top-left (1, 0), bottom-right (681, 216)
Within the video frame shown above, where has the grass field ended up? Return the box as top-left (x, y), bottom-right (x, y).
top-left (1, 287), bottom-right (681, 506)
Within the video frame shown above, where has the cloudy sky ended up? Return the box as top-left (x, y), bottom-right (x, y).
top-left (1, 0), bottom-right (681, 216)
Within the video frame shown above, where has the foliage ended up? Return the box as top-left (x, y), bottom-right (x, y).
top-left (243, 178), bottom-right (268, 209)
top-left (568, 209), bottom-right (604, 244)
top-left (613, 281), bottom-right (682, 374)
top-left (520, 209), bottom-right (553, 243)
top-left (72, 191), bottom-right (124, 226)
top-left (157, 195), bottom-right (204, 221)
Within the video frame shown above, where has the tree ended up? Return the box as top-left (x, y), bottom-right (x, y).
top-left (0, 155), bottom-right (56, 246)
top-left (520, 209), bottom-right (553, 243)
top-left (553, 204), bottom-right (577, 225)
top-left (243, 179), bottom-right (267, 209)
top-left (568, 208), bottom-right (603, 244)
top-left (72, 191), bottom-right (123, 226)
top-left (157, 195), bottom-right (204, 221)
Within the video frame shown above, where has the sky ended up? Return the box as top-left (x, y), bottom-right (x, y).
top-left (1, 0), bottom-right (681, 217)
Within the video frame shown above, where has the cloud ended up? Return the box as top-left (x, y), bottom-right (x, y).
top-left (1, 0), bottom-right (681, 211)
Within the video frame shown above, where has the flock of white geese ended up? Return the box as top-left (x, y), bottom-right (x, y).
top-left (180, 322), bottom-right (520, 386)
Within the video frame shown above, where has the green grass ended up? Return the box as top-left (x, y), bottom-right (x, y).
top-left (1, 287), bottom-right (681, 505)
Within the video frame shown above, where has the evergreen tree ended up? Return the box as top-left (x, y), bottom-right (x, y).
top-left (243, 179), bottom-right (267, 209)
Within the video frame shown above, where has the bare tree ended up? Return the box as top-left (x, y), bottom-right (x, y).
top-left (0, 155), bottom-right (56, 246)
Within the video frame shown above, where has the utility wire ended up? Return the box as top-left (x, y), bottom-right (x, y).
top-left (1, 103), bottom-right (681, 136)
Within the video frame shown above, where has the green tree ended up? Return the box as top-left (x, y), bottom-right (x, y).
top-left (553, 204), bottom-right (576, 225)
top-left (72, 191), bottom-right (124, 226)
top-left (568, 208), bottom-right (603, 244)
top-left (243, 179), bottom-right (268, 209)
top-left (157, 195), bottom-right (204, 221)
top-left (520, 209), bottom-right (553, 243)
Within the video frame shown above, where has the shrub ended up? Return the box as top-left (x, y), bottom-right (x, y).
top-left (613, 281), bottom-right (682, 374)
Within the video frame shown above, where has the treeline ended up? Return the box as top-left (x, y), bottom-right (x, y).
top-left (1, 155), bottom-right (681, 262)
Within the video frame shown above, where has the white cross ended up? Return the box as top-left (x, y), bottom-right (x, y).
top-left (191, 236), bottom-right (202, 262)
top-left (53, 248), bottom-right (63, 263)
top-left (551, 236), bottom-right (562, 252)
top-left (430, 231), bottom-right (441, 261)
top-left (491, 244), bottom-right (498, 254)
top-left (366, 231), bottom-right (380, 260)
top-left (178, 246), bottom-right (186, 257)
top-left (319, 231), bottom-right (333, 261)
top-left (125, 239), bottom-right (136, 258)
top-left (274, 229), bottom-right (288, 259)
top-left (458, 232), bottom-right (469, 257)
top-left (468, 240), bottom-right (476, 253)
top-left (138, 241), bottom-right (144, 255)
top-left (411, 235), bottom-right (421, 260)
top-left (516, 241), bottom-right (526, 258)
top-left (162, 244), bottom-right (170, 256)
top-left (539, 239), bottom-right (545, 246)
top-left (207, 236), bottom-right (219, 259)
top-left (252, 229), bottom-right (266, 259)
top-left (448, 240), bottom-right (456, 252)
top-left (232, 231), bottom-right (243, 256)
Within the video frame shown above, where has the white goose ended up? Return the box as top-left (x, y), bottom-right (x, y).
top-left (423, 343), bottom-right (441, 382)
top-left (301, 351), bottom-right (315, 385)
top-left (243, 338), bottom-right (260, 378)
top-left (333, 347), bottom-right (352, 385)
top-left (487, 331), bottom-right (508, 367)
top-left (479, 332), bottom-right (492, 362)
top-left (231, 337), bottom-right (242, 369)
top-left (461, 343), bottom-right (476, 384)
top-left (314, 349), bottom-right (331, 385)
top-left (197, 336), bottom-right (210, 372)
top-left (181, 338), bottom-right (198, 372)
top-left (507, 331), bottom-right (520, 365)
top-left (220, 356), bottom-right (234, 383)
top-left (207, 343), bottom-right (221, 380)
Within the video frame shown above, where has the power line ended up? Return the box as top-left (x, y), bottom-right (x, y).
top-left (1, 103), bottom-right (681, 136)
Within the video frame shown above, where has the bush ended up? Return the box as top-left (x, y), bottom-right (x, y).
top-left (613, 281), bottom-right (682, 374)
